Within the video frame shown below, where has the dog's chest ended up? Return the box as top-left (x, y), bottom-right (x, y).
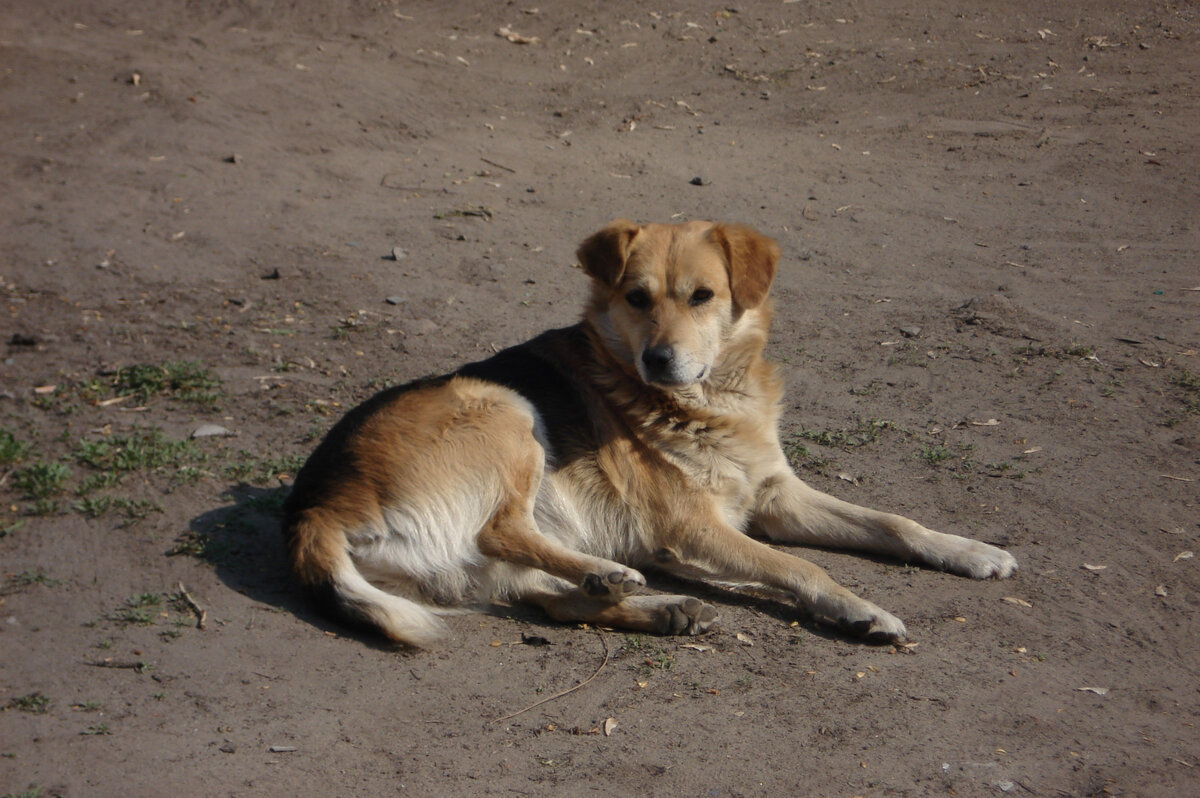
top-left (650, 415), bottom-right (767, 523)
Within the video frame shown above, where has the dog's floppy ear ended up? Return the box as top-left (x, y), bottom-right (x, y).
top-left (709, 223), bottom-right (780, 310)
top-left (577, 219), bottom-right (640, 287)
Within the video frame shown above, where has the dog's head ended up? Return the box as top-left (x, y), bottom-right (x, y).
top-left (577, 220), bottom-right (780, 388)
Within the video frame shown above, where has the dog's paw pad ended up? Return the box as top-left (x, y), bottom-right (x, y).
top-left (583, 566), bottom-right (645, 597)
top-left (664, 597), bottom-right (719, 635)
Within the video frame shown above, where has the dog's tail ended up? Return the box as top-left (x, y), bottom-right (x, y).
top-left (286, 509), bottom-right (447, 647)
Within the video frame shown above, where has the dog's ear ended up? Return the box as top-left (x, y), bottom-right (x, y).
top-left (577, 219), bottom-right (640, 287)
top-left (709, 223), bottom-right (780, 309)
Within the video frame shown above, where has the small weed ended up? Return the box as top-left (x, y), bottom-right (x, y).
top-left (796, 418), bottom-right (892, 450)
top-left (3, 786), bottom-right (44, 798)
top-left (114, 361), bottom-right (222, 406)
top-left (71, 700), bottom-right (103, 712)
top-left (96, 639), bottom-right (113, 649)
top-left (75, 430), bottom-right (207, 474)
top-left (152, 692), bottom-right (166, 701)
top-left (9, 570), bottom-right (60, 588)
top-left (1, 519), bottom-right (26, 538)
top-left (11, 462), bottom-right (71, 499)
top-left (848, 380), bottom-right (882, 397)
top-left (6, 692), bottom-right (51, 714)
top-left (223, 452), bottom-right (306, 485)
top-left (81, 723), bottom-right (111, 736)
top-left (1063, 343), bottom-right (1094, 358)
top-left (75, 472), bottom-right (123, 496)
top-left (783, 441), bottom-right (831, 473)
top-left (28, 499), bottom-right (61, 516)
top-left (623, 633), bottom-right (647, 653)
top-left (1170, 369), bottom-right (1200, 414)
top-left (0, 429), bottom-right (31, 465)
top-left (106, 593), bottom-right (162, 626)
top-left (73, 496), bottom-right (162, 522)
top-left (917, 444), bottom-right (952, 465)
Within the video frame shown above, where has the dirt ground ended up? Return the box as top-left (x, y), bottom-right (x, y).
top-left (2, 1), bottom-right (1198, 795)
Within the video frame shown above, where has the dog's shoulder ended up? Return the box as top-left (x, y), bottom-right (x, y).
top-left (455, 325), bottom-right (596, 464)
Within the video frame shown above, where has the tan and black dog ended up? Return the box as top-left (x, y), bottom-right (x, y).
top-left (283, 220), bottom-right (1017, 646)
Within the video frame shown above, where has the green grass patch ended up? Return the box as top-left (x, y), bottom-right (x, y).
top-left (113, 361), bottom-right (222, 406)
top-left (6, 692), bottom-right (51, 714)
top-left (223, 452), bottom-right (306, 485)
top-left (11, 462), bottom-right (71, 499)
top-left (0, 429), bottom-right (31, 466)
top-left (74, 430), bottom-right (207, 474)
top-left (795, 418), bottom-right (892, 449)
top-left (917, 444), bottom-right (953, 465)
top-left (73, 495), bottom-right (162, 522)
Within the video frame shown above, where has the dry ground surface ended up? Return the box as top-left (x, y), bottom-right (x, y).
top-left (2, 1), bottom-right (1199, 795)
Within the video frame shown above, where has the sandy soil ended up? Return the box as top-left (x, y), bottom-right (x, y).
top-left (2, 1), bottom-right (1198, 795)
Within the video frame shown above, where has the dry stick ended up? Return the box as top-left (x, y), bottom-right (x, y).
top-left (489, 631), bottom-right (610, 724)
top-left (177, 581), bottom-right (207, 629)
top-left (480, 157), bottom-right (517, 174)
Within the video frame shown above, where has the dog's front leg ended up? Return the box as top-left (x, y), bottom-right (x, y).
top-left (651, 524), bottom-right (908, 642)
top-left (752, 472), bottom-right (1017, 578)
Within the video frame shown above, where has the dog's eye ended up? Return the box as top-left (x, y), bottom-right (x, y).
top-left (625, 289), bottom-right (650, 310)
top-left (689, 288), bottom-right (714, 306)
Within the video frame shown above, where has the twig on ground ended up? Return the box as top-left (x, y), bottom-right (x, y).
top-left (177, 581), bottom-right (207, 629)
top-left (488, 631), bottom-right (610, 724)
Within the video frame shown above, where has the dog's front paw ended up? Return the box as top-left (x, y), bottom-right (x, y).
top-left (819, 597), bottom-right (907, 644)
top-left (929, 534), bottom-right (1018, 579)
top-left (582, 565), bottom-right (646, 598)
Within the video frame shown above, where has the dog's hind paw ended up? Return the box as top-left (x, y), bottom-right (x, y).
top-left (582, 565), bottom-right (646, 599)
top-left (624, 594), bottom-right (719, 635)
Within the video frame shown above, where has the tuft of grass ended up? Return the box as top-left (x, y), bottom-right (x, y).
top-left (0, 429), bottom-right (31, 466)
top-left (74, 430), bottom-right (207, 474)
top-left (81, 723), bottom-right (111, 736)
top-left (917, 444), bottom-right (952, 465)
top-left (73, 495), bottom-right (162, 522)
top-left (223, 452), bottom-right (306, 485)
top-left (9, 569), bottom-right (60, 588)
top-left (6, 692), bottom-right (52, 714)
top-left (1171, 369), bottom-right (1200, 414)
top-left (11, 462), bottom-right (71, 499)
top-left (106, 592), bottom-right (162, 626)
top-left (796, 418), bottom-right (892, 450)
top-left (113, 361), bottom-right (222, 406)
top-left (4, 786), bottom-right (45, 798)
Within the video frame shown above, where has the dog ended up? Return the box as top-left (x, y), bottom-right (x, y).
top-left (283, 219), bottom-right (1017, 646)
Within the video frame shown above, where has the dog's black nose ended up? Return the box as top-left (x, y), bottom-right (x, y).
top-left (641, 345), bottom-right (675, 375)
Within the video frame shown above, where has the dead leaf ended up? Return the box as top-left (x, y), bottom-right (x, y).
top-left (603, 717), bottom-right (617, 736)
top-left (1139, 358), bottom-right (1162, 368)
top-left (680, 643), bottom-right (712, 652)
top-left (1155, 585), bottom-right (1169, 597)
top-left (837, 472), bottom-right (859, 486)
top-left (1023, 446), bottom-right (1043, 454)
top-left (33, 385), bottom-right (57, 394)
top-left (1082, 563), bottom-right (1107, 571)
top-left (1076, 686), bottom-right (1109, 696)
top-left (1001, 597), bottom-right (1033, 608)
top-left (497, 26), bottom-right (540, 44)
top-left (735, 632), bottom-right (754, 646)
top-left (1174, 551), bottom-right (1194, 562)
top-left (969, 419), bottom-right (1001, 426)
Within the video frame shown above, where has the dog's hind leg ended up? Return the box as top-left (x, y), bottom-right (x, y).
top-left (476, 443), bottom-right (645, 601)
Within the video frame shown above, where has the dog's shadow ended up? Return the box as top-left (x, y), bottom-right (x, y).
top-left (182, 484), bottom-right (403, 652)
top-left (183, 485), bottom-right (872, 648)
